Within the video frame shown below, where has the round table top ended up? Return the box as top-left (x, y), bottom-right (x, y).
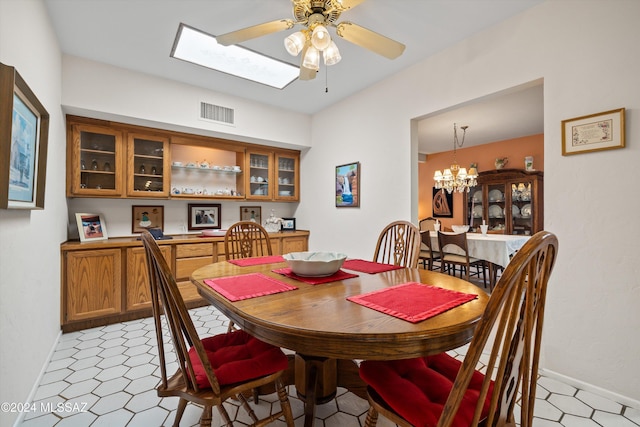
top-left (191, 260), bottom-right (489, 360)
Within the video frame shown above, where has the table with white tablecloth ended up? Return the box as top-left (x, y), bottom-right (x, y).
top-left (430, 231), bottom-right (530, 285)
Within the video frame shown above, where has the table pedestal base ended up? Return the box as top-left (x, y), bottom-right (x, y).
top-left (292, 354), bottom-right (367, 427)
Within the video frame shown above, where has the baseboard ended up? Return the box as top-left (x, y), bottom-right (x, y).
top-left (13, 330), bottom-right (63, 427)
top-left (540, 368), bottom-right (640, 410)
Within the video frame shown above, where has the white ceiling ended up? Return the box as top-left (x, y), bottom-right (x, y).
top-left (43, 0), bottom-right (545, 153)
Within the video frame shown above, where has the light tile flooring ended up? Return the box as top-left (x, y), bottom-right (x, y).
top-left (20, 305), bottom-right (640, 427)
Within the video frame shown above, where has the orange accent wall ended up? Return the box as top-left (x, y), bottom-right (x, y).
top-left (418, 134), bottom-right (543, 229)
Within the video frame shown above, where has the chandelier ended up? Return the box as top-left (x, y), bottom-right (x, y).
top-left (284, 14), bottom-right (341, 72)
top-left (433, 123), bottom-right (478, 194)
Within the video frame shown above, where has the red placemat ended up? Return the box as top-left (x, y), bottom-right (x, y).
top-left (204, 273), bottom-right (297, 301)
top-left (342, 259), bottom-right (404, 274)
top-left (227, 255), bottom-right (285, 267)
top-left (347, 282), bottom-right (477, 323)
top-left (272, 268), bottom-right (358, 285)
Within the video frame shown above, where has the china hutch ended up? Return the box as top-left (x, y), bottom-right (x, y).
top-left (464, 169), bottom-right (543, 235)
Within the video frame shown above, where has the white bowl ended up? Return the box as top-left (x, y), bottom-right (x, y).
top-left (283, 252), bottom-right (347, 277)
top-left (201, 229), bottom-right (226, 237)
top-left (451, 225), bottom-right (470, 233)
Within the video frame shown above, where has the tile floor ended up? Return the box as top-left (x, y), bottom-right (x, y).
top-left (20, 305), bottom-right (640, 427)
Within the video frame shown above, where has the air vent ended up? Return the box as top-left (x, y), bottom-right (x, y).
top-left (200, 102), bottom-right (235, 125)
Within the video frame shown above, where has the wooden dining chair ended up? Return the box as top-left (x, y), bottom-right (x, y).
top-left (225, 220), bottom-right (273, 260)
top-left (419, 217), bottom-right (438, 232)
top-left (437, 231), bottom-right (487, 287)
top-left (373, 220), bottom-right (421, 268)
top-left (360, 231), bottom-right (558, 427)
top-left (141, 231), bottom-right (295, 427)
top-left (419, 230), bottom-right (441, 271)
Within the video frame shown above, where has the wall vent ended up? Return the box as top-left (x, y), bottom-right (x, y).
top-left (200, 101), bottom-right (235, 125)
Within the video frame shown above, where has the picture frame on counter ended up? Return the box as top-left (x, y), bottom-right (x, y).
top-left (0, 62), bottom-right (50, 209)
top-left (281, 217), bottom-right (296, 231)
top-left (561, 107), bottom-right (625, 156)
top-left (336, 161), bottom-right (360, 207)
top-left (188, 203), bottom-right (221, 230)
top-left (132, 205), bottom-right (164, 233)
top-left (240, 206), bottom-right (262, 224)
top-left (76, 213), bottom-right (109, 242)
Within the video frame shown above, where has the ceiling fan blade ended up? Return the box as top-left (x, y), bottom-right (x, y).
top-left (335, 21), bottom-right (406, 59)
top-left (216, 19), bottom-right (294, 46)
top-left (334, 0), bottom-right (367, 11)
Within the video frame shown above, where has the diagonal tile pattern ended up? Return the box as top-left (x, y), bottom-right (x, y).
top-left (20, 305), bottom-right (640, 426)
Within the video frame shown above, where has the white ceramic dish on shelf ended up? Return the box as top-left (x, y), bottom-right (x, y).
top-left (283, 252), bottom-right (347, 277)
top-left (521, 204), bottom-right (532, 218)
top-left (512, 204), bottom-right (520, 217)
top-left (489, 205), bottom-right (503, 218)
top-left (488, 189), bottom-right (503, 202)
top-left (472, 192), bottom-right (483, 203)
top-left (473, 205), bottom-right (483, 218)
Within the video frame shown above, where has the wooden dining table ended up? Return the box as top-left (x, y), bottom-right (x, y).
top-left (191, 259), bottom-right (489, 426)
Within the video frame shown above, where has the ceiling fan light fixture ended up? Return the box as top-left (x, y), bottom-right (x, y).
top-left (311, 24), bottom-right (331, 51)
top-left (284, 31), bottom-right (307, 56)
top-left (323, 41), bottom-right (342, 65)
top-left (302, 45), bottom-right (320, 71)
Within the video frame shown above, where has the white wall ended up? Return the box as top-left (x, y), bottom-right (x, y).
top-left (300, 0), bottom-right (640, 404)
top-left (0, 1), bottom-right (68, 425)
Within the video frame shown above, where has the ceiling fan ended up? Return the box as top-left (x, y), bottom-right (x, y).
top-left (216, 0), bottom-right (406, 80)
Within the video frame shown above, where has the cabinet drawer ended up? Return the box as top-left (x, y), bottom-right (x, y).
top-left (176, 243), bottom-right (213, 258)
top-left (176, 256), bottom-right (214, 279)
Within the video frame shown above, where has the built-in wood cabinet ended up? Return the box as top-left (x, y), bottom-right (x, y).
top-left (61, 231), bottom-right (309, 332)
top-left (464, 169), bottom-right (543, 235)
top-left (67, 122), bottom-right (125, 197)
top-left (125, 246), bottom-right (172, 311)
top-left (64, 248), bottom-right (122, 322)
top-left (127, 132), bottom-right (171, 197)
top-left (66, 116), bottom-right (300, 201)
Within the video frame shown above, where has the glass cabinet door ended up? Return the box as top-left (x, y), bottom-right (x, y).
top-left (509, 180), bottom-right (534, 235)
top-left (275, 153), bottom-right (298, 200)
top-left (72, 124), bottom-right (123, 196)
top-left (247, 152), bottom-right (272, 199)
top-left (466, 186), bottom-right (484, 230)
top-left (127, 133), bottom-right (169, 197)
top-left (487, 183), bottom-right (507, 233)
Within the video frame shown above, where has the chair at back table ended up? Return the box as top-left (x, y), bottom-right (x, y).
top-left (437, 231), bottom-right (487, 287)
top-left (419, 217), bottom-right (438, 232)
top-left (419, 230), bottom-right (441, 271)
top-left (141, 230), bottom-right (294, 427)
top-left (225, 221), bottom-right (273, 260)
top-left (360, 231), bottom-right (558, 427)
top-left (373, 220), bottom-right (421, 268)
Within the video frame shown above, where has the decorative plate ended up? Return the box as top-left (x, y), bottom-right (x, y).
top-left (521, 204), bottom-right (532, 218)
top-left (489, 189), bottom-right (503, 202)
top-left (489, 205), bottom-right (503, 218)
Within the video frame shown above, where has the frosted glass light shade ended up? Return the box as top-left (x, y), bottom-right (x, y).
top-left (311, 24), bottom-right (331, 50)
top-left (302, 45), bottom-right (320, 70)
top-left (323, 41), bottom-right (341, 65)
top-left (284, 31), bottom-right (306, 56)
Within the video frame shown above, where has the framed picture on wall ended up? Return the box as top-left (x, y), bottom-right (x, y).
top-left (188, 203), bottom-right (221, 230)
top-left (240, 206), bottom-right (262, 224)
top-left (0, 62), bottom-right (50, 209)
top-left (432, 188), bottom-right (453, 218)
top-left (336, 162), bottom-right (360, 207)
top-left (132, 205), bottom-right (164, 233)
top-left (561, 108), bottom-right (625, 155)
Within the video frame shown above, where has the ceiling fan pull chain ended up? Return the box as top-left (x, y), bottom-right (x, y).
top-left (325, 66), bottom-right (329, 93)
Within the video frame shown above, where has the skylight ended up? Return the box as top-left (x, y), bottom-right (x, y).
top-left (170, 23), bottom-right (299, 90)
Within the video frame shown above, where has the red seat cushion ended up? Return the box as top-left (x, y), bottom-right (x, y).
top-left (188, 330), bottom-right (288, 388)
top-left (359, 353), bottom-right (493, 427)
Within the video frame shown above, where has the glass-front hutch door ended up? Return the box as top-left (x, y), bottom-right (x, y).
top-left (509, 180), bottom-right (534, 235)
top-left (127, 133), bottom-right (170, 197)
